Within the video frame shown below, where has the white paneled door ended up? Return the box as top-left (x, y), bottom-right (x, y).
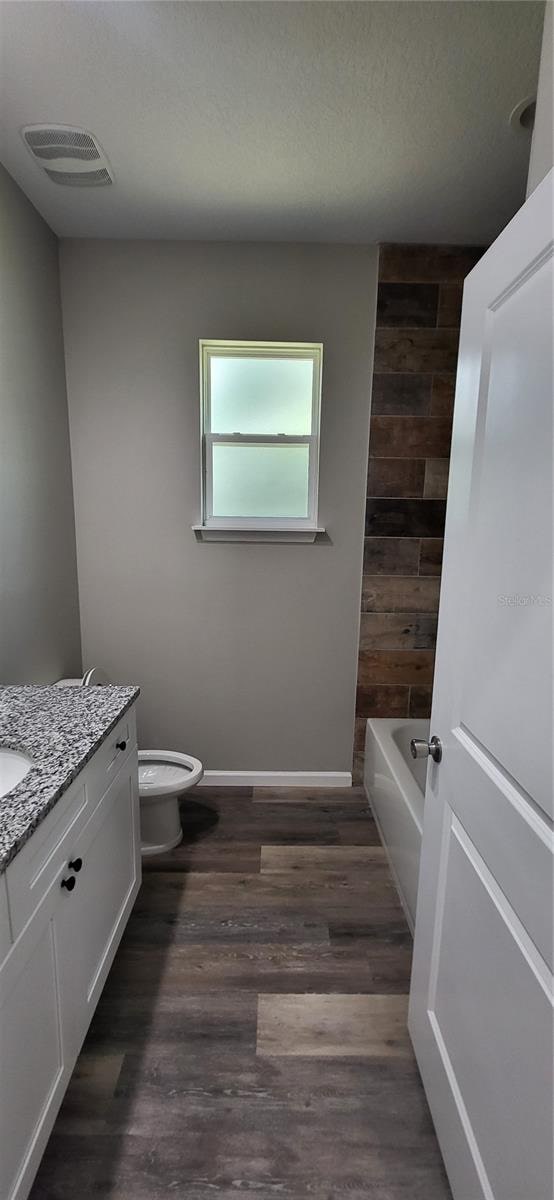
top-left (409, 168), bottom-right (553, 1200)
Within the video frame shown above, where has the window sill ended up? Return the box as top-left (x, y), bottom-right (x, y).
top-left (192, 524), bottom-right (326, 543)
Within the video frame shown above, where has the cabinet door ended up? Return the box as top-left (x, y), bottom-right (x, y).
top-left (0, 911), bottom-right (67, 1200)
top-left (56, 756), bottom-right (140, 1062)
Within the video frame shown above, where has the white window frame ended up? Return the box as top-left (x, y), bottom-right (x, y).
top-left (194, 340), bottom-right (324, 542)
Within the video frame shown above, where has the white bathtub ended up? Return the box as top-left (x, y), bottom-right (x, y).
top-left (363, 717), bottom-right (430, 931)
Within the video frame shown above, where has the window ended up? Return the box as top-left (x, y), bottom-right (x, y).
top-left (196, 340), bottom-right (323, 541)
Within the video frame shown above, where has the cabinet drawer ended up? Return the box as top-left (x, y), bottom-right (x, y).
top-left (86, 709), bottom-right (137, 811)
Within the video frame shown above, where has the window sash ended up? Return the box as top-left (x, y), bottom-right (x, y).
top-left (204, 435), bottom-right (318, 527)
top-left (199, 341), bottom-right (322, 527)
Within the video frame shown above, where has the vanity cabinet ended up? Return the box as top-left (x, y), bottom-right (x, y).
top-left (0, 707), bottom-right (140, 1200)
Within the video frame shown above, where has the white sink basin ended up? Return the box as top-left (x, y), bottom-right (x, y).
top-left (0, 748), bottom-right (33, 798)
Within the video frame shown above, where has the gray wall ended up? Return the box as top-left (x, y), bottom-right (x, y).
top-left (527, 2), bottom-right (553, 195)
top-left (60, 241), bottom-right (377, 771)
top-left (0, 165), bottom-right (81, 683)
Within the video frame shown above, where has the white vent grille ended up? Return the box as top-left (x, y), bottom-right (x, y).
top-left (44, 166), bottom-right (112, 187)
top-left (22, 125), bottom-right (113, 186)
top-left (31, 145), bottom-right (100, 162)
top-left (24, 128), bottom-right (98, 151)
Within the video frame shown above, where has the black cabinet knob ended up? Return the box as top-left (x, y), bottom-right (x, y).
top-left (61, 876), bottom-right (76, 891)
top-left (116, 740), bottom-right (127, 751)
top-left (68, 858), bottom-right (83, 873)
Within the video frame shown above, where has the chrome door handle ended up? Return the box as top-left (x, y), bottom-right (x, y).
top-left (410, 735), bottom-right (442, 764)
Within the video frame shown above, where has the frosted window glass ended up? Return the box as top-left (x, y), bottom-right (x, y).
top-left (212, 444), bottom-right (310, 518)
top-left (210, 356), bottom-right (313, 435)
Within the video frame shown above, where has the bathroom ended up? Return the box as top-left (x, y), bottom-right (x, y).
top-left (0, 3), bottom-right (552, 1198)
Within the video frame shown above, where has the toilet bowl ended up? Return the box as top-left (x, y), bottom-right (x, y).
top-left (55, 670), bottom-right (203, 856)
top-left (138, 750), bottom-right (203, 855)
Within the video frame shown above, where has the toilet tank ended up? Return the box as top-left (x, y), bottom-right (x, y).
top-left (56, 667), bottom-right (111, 687)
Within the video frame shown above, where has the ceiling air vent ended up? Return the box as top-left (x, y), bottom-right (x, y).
top-left (21, 125), bottom-right (114, 186)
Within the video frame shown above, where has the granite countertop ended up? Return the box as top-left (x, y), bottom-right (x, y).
top-left (0, 685), bottom-right (140, 874)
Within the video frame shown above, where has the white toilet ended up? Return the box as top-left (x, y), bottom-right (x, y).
top-left (55, 669), bottom-right (203, 856)
top-left (137, 750), bottom-right (203, 855)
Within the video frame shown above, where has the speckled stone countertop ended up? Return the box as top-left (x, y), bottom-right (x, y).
top-left (0, 685), bottom-right (140, 874)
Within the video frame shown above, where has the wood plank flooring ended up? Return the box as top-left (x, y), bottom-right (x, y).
top-left (29, 786), bottom-right (451, 1199)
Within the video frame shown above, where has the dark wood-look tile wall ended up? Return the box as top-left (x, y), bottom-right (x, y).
top-left (361, 575), bottom-right (440, 614)
top-left (369, 415), bottom-right (452, 458)
top-left (373, 327), bottom-right (460, 374)
top-left (367, 457), bottom-right (425, 497)
top-left (376, 283), bottom-right (439, 327)
top-left (424, 459), bottom-right (449, 499)
top-left (359, 612), bottom-right (438, 651)
top-left (365, 498), bottom-right (447, 538)
top-left (379, 244), bottom-right (484, 283)
top-left (371, 373), bottom-right (432, 415)
top-left (430, 374), bottom-right (456, 416)
top-left (354, 242), bottom-right (484, 779)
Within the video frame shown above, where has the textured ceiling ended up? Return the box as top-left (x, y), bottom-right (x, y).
top-left (0, 1), bottom-right (544, 243)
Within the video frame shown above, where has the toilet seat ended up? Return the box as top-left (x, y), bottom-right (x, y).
top-left (138, 750), bottom-right (203, 797)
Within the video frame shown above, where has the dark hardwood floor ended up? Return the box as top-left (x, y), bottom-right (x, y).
top-left (29, 786), bottom-right (452, 1199)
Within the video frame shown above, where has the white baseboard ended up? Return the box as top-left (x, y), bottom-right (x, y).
top-left (197, 770), bottom-right (352, 789)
